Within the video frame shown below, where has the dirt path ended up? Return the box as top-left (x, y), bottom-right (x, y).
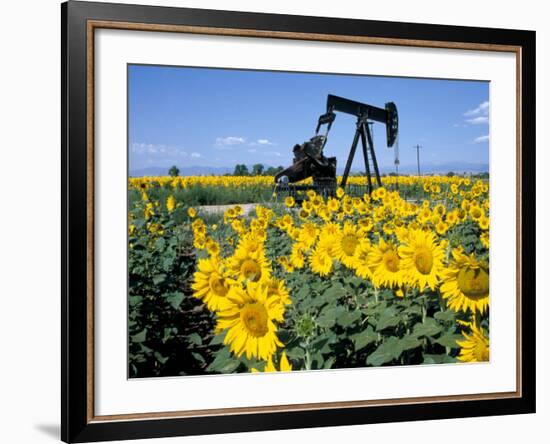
top-left (197, 203), bottom-right (268, 215)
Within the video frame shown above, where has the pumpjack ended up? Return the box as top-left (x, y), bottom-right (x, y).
top-left (275, 94), bottom-right (399, 196)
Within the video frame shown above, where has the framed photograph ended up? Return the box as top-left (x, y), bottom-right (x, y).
top-left (62, 1), bottom-right (536, 442)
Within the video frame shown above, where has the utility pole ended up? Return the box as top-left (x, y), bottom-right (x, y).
top-left (413, 144), bottom-right (422, 176)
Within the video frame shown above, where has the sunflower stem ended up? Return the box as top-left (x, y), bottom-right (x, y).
top-left (305, 348), bottom-right (312, 370)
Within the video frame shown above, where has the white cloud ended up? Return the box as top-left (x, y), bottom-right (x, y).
top-left (131, 142), bottom-right (187, 156)
top-left (464, 101), bottom-right (489, 117)
top-left (215, 136), bottom-right (246, 148)
top-left (265, 151), bottom-right (282, 157)
top-left (191, 152), bottom-right (202, 158)
top-left (247, 148), bottom-right (257, 153)
top-left (474, 134), bottom-right (489, 143)
top-left (460, 101), bottom-right (489, 127)
top-left (466, 116), bottom-right (489, 125)
top-left (249, 138), bottom-right (276, 147)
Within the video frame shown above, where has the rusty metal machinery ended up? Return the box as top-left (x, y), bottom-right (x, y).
top-left (275, 94), bottom-right (398, 197)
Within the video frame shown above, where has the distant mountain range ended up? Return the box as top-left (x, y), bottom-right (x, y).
top-left (130, 166), bottom-right (234, 177)
top-left (130, 162), bottom-right (488, 177)
top-left (376, 162), bottom-right (489, 175)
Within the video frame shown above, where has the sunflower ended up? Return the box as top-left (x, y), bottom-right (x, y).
top-left (277, 256), bottom-right (295, 273)
top-left (353, 239), bottom-right (373, 279)
top-left (298, 223), bottom-right (318, 249)
top-left (457, 323), bottom-right (489, 362)
top-left (284, 196), bottom-right (295, 208)
top-left (228, 248), bottom-right (271, 283)
top-left (368, 238), bottom-right (403, 288)
top-left (144, 202), bottom-right (155, 220)
top-left (310, 244), bottom-right (333, 276)
top-left (478, 216), bottom-right (490, 230)
top-left (440, 249), bottom-right (489, 314)
top-left (251, 352), bottom-right (293, 373)
top-left (166, 195), bottom-right (176, 212)
top-left (435, 221), bottom-right (449, 236)
top-left (480, 231), bottom-right (490, 249)
top-left (334, 222), bottom-right (363, 268)
top-left (192, 256), bottom-right (235, 311)
top-left (263, 278), bottom-right (292, 306)
top-left (187, 207), bottom-right (197, 218)
top-left (205, 237), bottom-right (220, 256)
top-left (327, 197), bottom-right (340, 213)
top-left (399, 229), bottom-right (445, 290)
top-left (236, 234), bottom-right (264, 256)
top-left (290, 243), bottom-right (306, 269)
top-left (216, 283), bottom-right (284, 361)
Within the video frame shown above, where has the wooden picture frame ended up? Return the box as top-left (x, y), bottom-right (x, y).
top-left (62, 1), bottom-right (536, 442)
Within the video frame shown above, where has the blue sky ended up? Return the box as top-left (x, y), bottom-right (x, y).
top-left (128, 64), bottom-right (489, 173)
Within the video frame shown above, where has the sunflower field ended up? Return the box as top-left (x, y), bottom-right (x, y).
top-left (128, 175), bottom-right (489, 378)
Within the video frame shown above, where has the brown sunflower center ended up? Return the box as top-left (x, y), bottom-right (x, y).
top-left (240, 303), bottom-right (269, 337)
top-left (209, 274), bottom-right (228, 297)
top-left (240, 259), bottom-right (261, 282)
top-left (341, 234), bottom-right (359, 256)
top-left (414, 247), bottom-right (434, 275)
top-left (383, 250), bottom-right (400, 273)
top-left (457, 266), bottom-right (489, 299)
top-left (474, 340), bottom-right (490, 361)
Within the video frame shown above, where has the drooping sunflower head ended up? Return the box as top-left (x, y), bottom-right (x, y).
top-left (440, 249), bottom-right (489, 314)
top-left (457, 323), bottom-right (489, 362)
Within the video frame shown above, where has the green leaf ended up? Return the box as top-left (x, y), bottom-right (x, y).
top-left (412, 318), bottom-right (443, 338)
top-left (434, 310), bottom-right (456, 323)
top-left (131, 329), bottom-right (147, 343)
top-left (192, 352), bottom-right (206, 365)
top-left (155, 237), bottom-right (166, 250)
top-left (187, 333), bottom-right (202, 346)
top-left (295, 285), bottom-right (311, 301)
top-left (310, 335), bottom-right (332, 354)
top-left (376, 314), bottom-right (401, 331)
top-left (423, 353), bottom-right (457, 364)
top-left (350, 326), bottom-right (378, 351)
top-left (366, 337), bottom-right (402, 366)
top-left (153, 274), bottom-right (167, 285)
top-left (434, 332), bottom-right (463, 348)
top-left (165, 291), bottom-right (185, 309)
top-left (323, 284), bottom-right (346, 300)
top-left (316, 306), bottom-right (344, 328)
top-left (209, 330), bottom-right (227, 347)
top-left (399, 334), bottom-right (422, 351)
top-left (129, 295), bottom-right (143, 307)
top-left (285, 347), bottom-right (306, 361)
top-left (154, 351), bottom-right (169, 365)
top-left (337, 309), bottom-right (362, 327)
top-left (207, 347), bottom-right (241, 373)
top-left (323, 356), bottom-right (336, 369)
